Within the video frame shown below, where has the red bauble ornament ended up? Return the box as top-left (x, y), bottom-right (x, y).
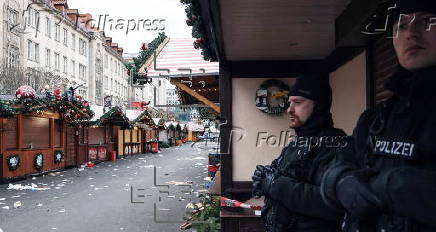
top-left (53, 88), bottom-right (62, 100)
top-left (140, 43), bottom-right (148, 51)
top-left (15, 85), bottom-right (36, 99)
top-left (195, 38), bottom-right (204, 44)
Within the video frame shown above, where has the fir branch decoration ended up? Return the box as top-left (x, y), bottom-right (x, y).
top-left (181, 0), bottom-right (218, 61)
top-left (125, 32), bottom-right (168, 83)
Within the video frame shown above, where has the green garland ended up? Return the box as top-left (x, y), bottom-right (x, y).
top-left (125, 32), bottom-right (168, 83)
top-left (89, 106), bottom-right (131, 129)
top-left (181, 0), bottom-right (217, 61)
top-left (0, 94), bottom-right (94, 123)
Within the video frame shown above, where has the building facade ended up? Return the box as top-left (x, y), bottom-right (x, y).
top-left (0, 0), bottom-right (128, 107)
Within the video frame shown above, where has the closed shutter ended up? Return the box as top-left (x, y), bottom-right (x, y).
top-left (371, 37), bottom-right (398, 104)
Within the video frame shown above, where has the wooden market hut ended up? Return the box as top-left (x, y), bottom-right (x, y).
top-left (175, 123), bottom-right (183, 146)
top-left (152, 118), bottom-right (166, 142)
top-left (131, 109), bottom-right (158, 153)
top-left (165, 122), bottom-right (177, 146)
top-left (180, 123), bottom-right (188, 143)
top-left (68, 106), bottom-right (130, 166)
top-left (155, 118), bottom-right (168, 144)
top-left (0, 94), bottom-right (93, 181)
top-left (195, 0), bottom-right (401, 230)
top-left (186, 122), bottom-right (205, 142)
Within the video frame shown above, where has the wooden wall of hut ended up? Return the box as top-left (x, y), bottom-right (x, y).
top-left (64, 125), bottom-right (118, 167)
top-left (1, 114), bottom-right (66, 179)
top-left (118, 128), bottom-right (142, 156)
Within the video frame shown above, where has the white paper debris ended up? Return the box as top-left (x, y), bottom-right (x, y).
top-left (7, 183), bottom-right (50, 191)
top-left (2, 206), bottom-right (10, 210)
top-left (13, 201), bottom-right (21, 208)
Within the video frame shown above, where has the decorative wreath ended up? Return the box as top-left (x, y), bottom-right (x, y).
top-left (7, 154), bottom-right (20, 171)
top-left (34, 152), bottom-right (44, 170)
top-left (34, 153), bottom-right (44, 170)
top-left (255, 79), bottom-right (290, 114)
top-left (54, 150), bottom-right (64, 164)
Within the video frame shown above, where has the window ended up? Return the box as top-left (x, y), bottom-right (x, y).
top-left (7, 8), bottom-right (19, 32)
top-left (54, 53), bottom-right (60, 71)
top-left (27, 8), bottom-right (40, 29)
top-left (27, 40), bottom-right (34, 60)
top-left (96, 58), bottom-right (102, 74)
top-left (7, 46), bottom-right (20, 67)
top-left (71, 60), bottom-right (76, 77)
top-left (63, 56), bottom-right (68, 74)
top-left (104, 55), bottom-right (108, 68)
top-left (35, 43), bottom-right (39, 62)
top-left (27, 8), bottom-right (33, 26)
top-left (79, 39), bottom-right (87, 56)
top-left (63, 28), bottom-right (68, 46)
top-left (79, 64), bottom-right (86, 80)
top-left (45, 48), bottom-right (51, 68)
top-left (45, 17), bottom-right (51, 37)
top-left (35, 11), bottom-right (40, 30)
top-left (110, 58), bottom-right (113, 71)
top-left (71, 33), bottom-right (76, 50)
top-left (27, 40), bottom-right (39, 62)
top-left (54, 23), bottom-right (60, 41)
top-left (104, 76), bottom-right (108, 89)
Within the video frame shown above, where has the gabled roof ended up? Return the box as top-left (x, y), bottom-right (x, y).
top-left (90, 106), bottom-right (131, 129)
top-left (153, 118), bottom-right (166, 129)
top-left (145, 38), bottom-right (219, 78)
top-left (131, 110), bottom-right (155, 128)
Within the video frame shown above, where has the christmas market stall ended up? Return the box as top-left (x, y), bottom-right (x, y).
top-left (0, 86), bottom-right (93, 180)
top-left (70, 106), bottom-right (130, 166)
top-left (175, 123), bottom-right (183, 146)
top-left (186, 122), bottom-right (205, 142)
top-left (131, 109), bottom-right (158, 153)
top-left (154, 118), bottom-right (169, 147)
top-left (117, 111), bottom-right (142, 157)
top-left (180, 123), bottom-right (188, 143)
top-left (165, 122), bottom-right (177, 146)
top-left (152, 118), bottom-right (166, 141)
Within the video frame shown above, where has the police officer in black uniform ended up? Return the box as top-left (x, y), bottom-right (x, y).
top-left (321, 0), bottom-right (436, 231)
top-left (252, 74), bottom-right (347, 232)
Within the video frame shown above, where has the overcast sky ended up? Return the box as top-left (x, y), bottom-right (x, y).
top-left (68, 0), bottom-right (192, 53)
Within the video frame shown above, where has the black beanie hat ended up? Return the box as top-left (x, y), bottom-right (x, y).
top-left (289, 73), bottom-right (332, 110)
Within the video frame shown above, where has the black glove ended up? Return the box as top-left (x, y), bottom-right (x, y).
top-left (252, 165), bottom-right (278, 197)
top-left (252, 165), bottom-right (268, 197)
top-left (336, 169), bottom-right (384, 217)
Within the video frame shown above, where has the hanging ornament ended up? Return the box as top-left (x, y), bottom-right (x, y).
top-left (54, 150), bottom-right (64, 164)
top-left (34, 153), bottom-right (44, 170)
top-left (53, 88), bottom-right (62, 100)
top-left (83, 101), bottom-right (90, 107)
top-left (7, 154), bottom-right (20, 171)
top-left (15, 85), bottom-right (36, 99)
